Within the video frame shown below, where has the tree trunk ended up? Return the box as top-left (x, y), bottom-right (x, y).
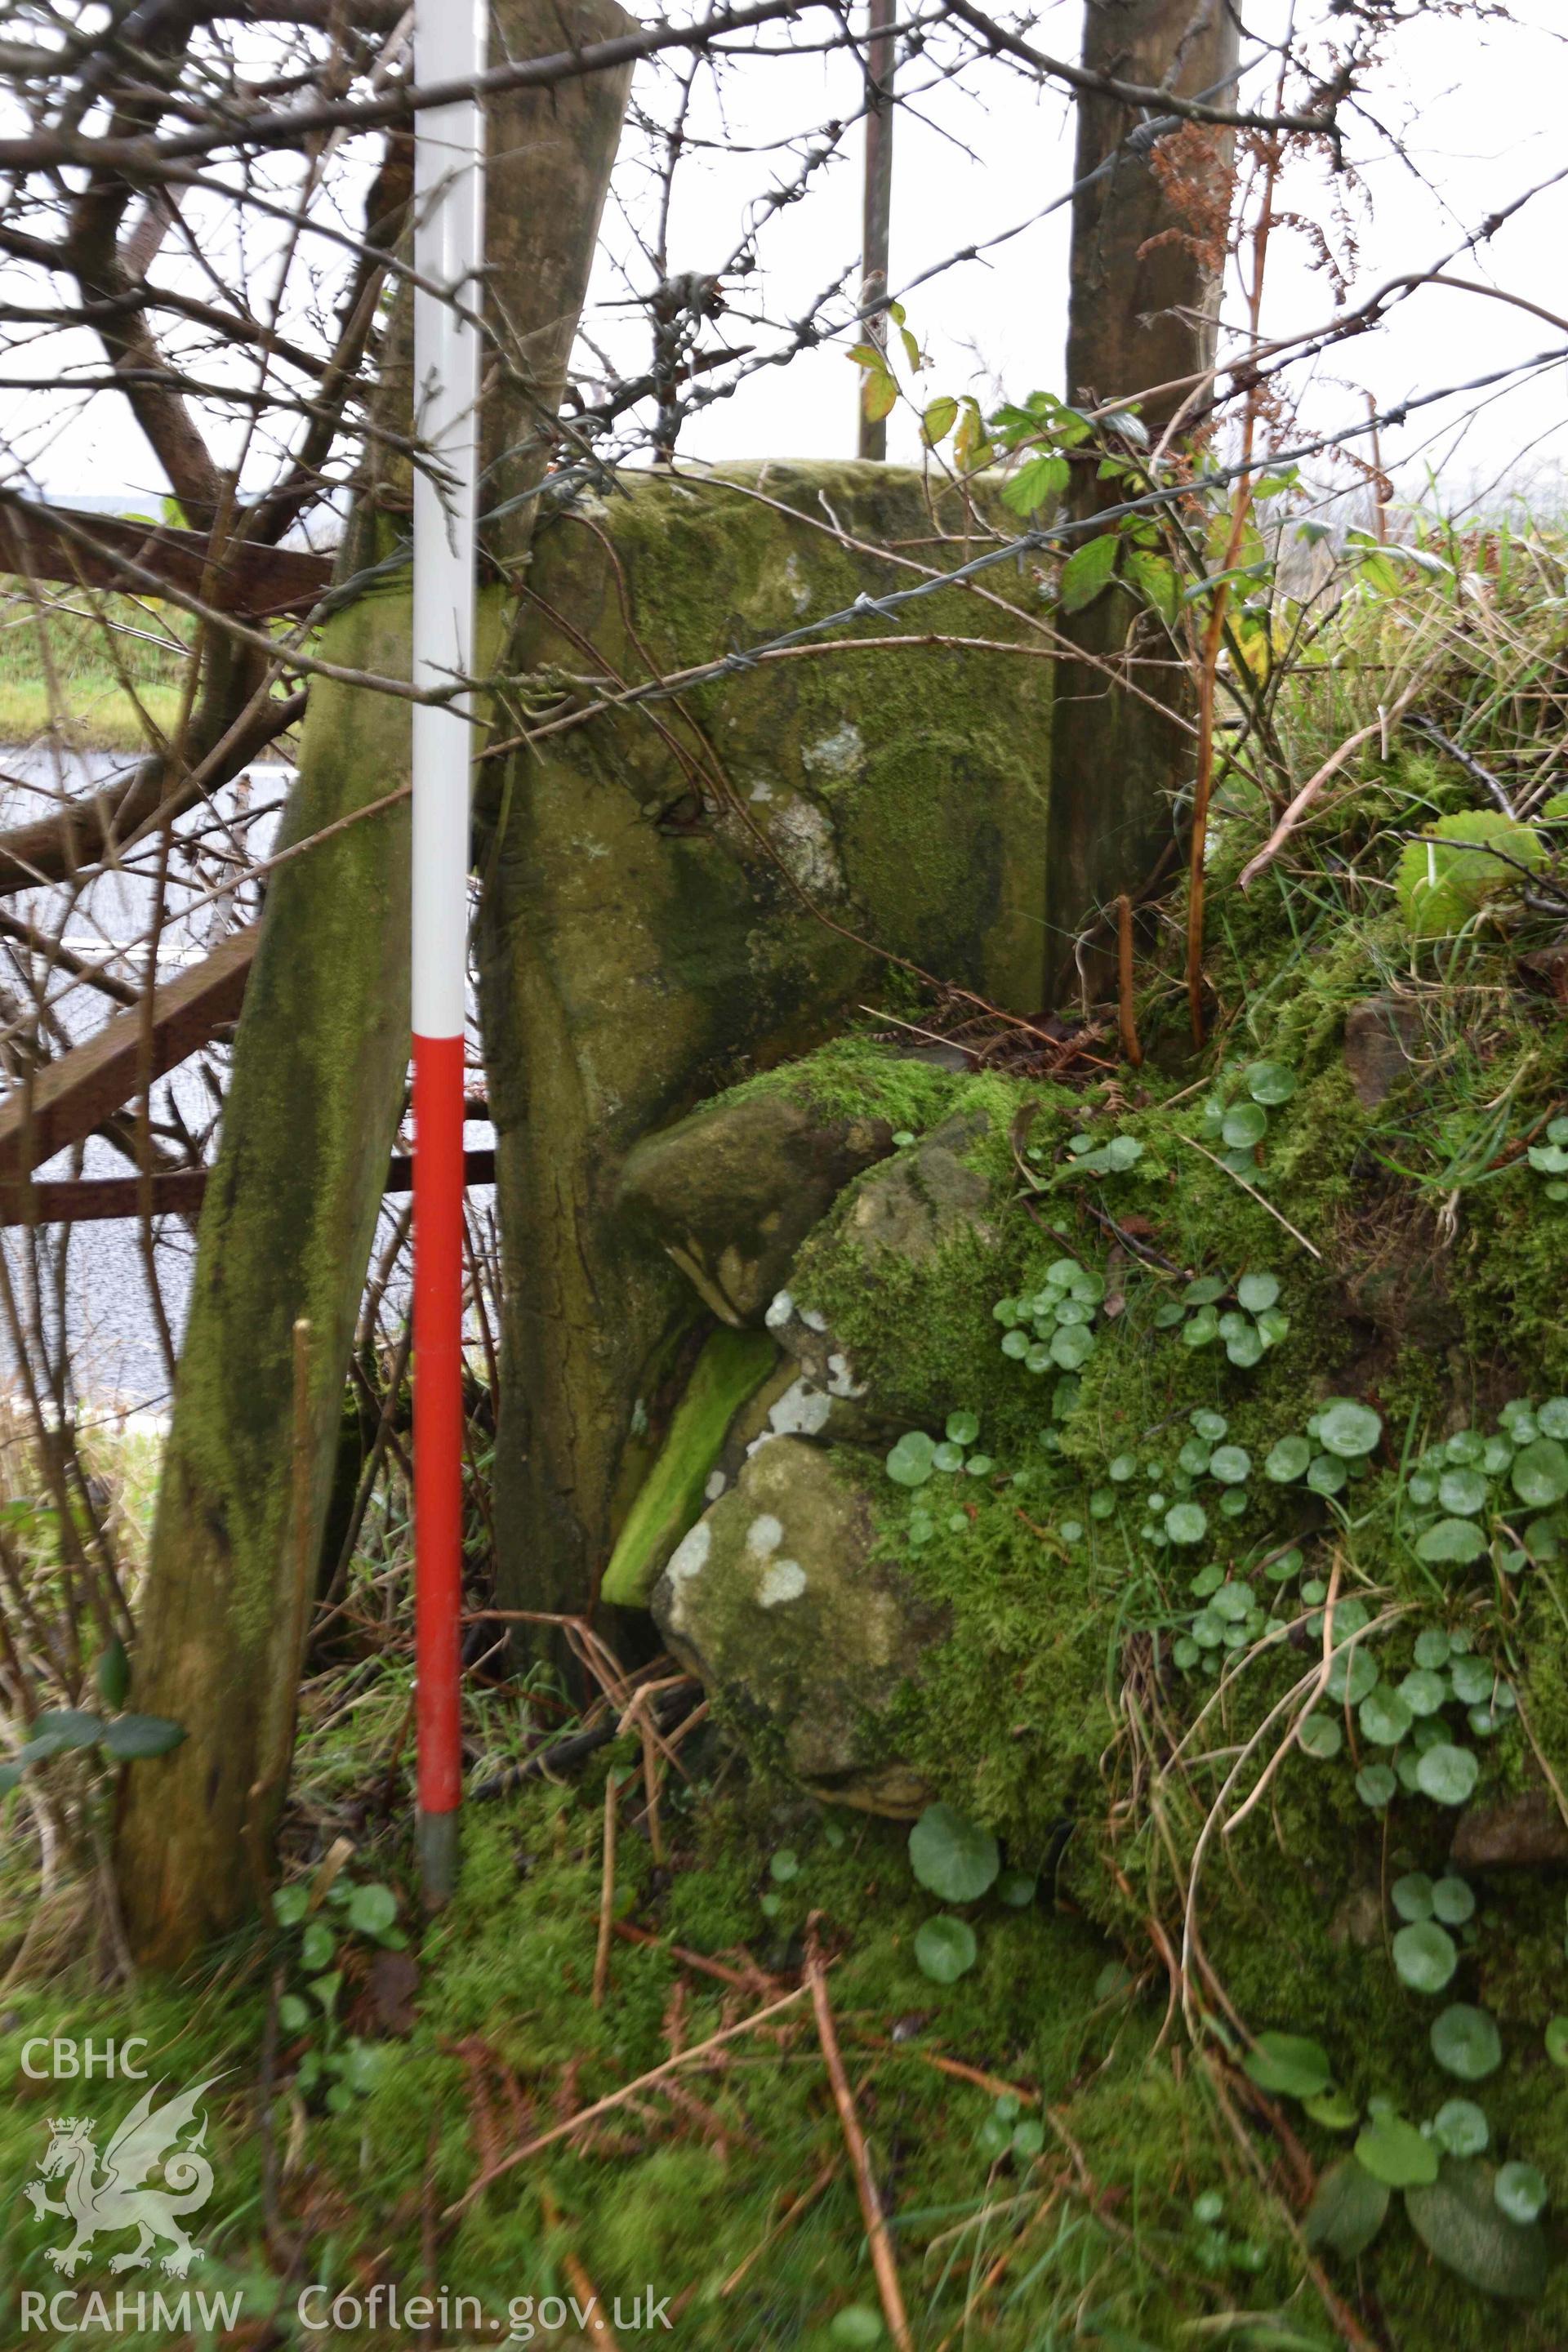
top-left (1045, 0), bottom-right (1239, 999)
top-left (115, 0), bottom-right (633, 1966)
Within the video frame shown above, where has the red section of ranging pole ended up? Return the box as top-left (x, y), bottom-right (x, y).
top-left (413, 1030), bottom-right (467, 1823)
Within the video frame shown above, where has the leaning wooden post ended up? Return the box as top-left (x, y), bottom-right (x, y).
top-left (1045, 0), bottom-right (1240, 1000)
top-left (115, 0), bottom-right (634, 1965)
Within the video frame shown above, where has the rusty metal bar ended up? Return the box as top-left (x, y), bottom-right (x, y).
top-left (0, 1147), bottom-right (497, 1226)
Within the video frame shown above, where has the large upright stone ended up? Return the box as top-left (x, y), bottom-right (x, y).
top-left (475, 464), bottom-right (1054, 1628)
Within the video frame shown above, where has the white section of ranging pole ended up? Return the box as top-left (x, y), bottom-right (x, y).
top-left (412, 0), bottom-right (485, 1042)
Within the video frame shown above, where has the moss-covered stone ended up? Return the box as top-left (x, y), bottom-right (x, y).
top-left (476, 464), bottom-right (1054, 1626)
top-left (653, 1435), bottom-right (949, 1813)
top-left (617, 1085), bottom-right (897, 1326)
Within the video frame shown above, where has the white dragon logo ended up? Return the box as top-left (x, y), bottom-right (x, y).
top-left (23, 2074), bottom-right (223, 2278)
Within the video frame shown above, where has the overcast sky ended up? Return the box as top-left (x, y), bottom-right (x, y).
top-left (18, 0), bottom-right (1568, 518)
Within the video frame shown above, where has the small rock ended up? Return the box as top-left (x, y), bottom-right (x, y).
top-left (617, 1093), bottom-right (894, 1325)
top-left (1450, 1788), bottom-right (1568, 1871)
top-left (652, 1436), bottom-right (948, 1815)
top-left (1343, 996), bottom-right (1423, 1110)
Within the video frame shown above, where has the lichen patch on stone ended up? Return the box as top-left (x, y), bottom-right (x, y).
top-left (758, 1558), bottom-right (808, 1608)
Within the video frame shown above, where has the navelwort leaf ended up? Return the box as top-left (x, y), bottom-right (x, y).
top-left (908, 1802), bottom-right (1000, 1904)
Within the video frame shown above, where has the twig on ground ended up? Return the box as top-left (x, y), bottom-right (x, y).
top-left (804, 1916), bottom-right (915, 2352)
top-left (593, 1771), bottom-right (618, 2009)
top-left (444, 1984), bottom-right (809, 2216)
top-left (718, 2158), bottom-right (838, 2297)
top-left (1177, 1131), bottom-right (1323, 1259)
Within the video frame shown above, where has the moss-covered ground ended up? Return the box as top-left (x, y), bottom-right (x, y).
top-left (10, 555), bottom-right (1568, 2349)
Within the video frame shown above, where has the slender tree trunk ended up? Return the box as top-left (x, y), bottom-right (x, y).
top-left (1045, 0), bottom-right (1240, 1000)
top-left (115, 0), bottom-right (633, 1966)
top-left (856, 0), bottom-right (896, 462)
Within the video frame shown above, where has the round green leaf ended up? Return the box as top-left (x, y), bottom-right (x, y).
top-left (1307, 1453), bottom-right (1348, 1494)
top-left (908, 1802), bottom-right (1000, 1904)
top-left (1266, 1435), bottom-right (1312, 1483)
top-left (1512, 1437), bottom-right (1568, 1508)
top-left (1299, 1713), bottom-right (1343, 1759)
top-left (1237, 1272), bottom-right (1281, 1312)
top-left (945, 1410), bottom-right (980, 1447)
top-left (1417, 1744), bottom-right (1480, 1806)
top-left (1495, 2163), bottom-right (1548, 2225)
top-left (915, 1914), bottom-right (978, 1985)
top-left (830, 2307), bottom-right (886, 2346)
top-left (1226, 1326), bottom-right (1265, 1368)
top-left (1432, 2005), bottom-right (1503, 2080)
top-left (1399, 1668), bottom-right (1447, 1717)
top-left (1209, 1445), bottom-right (1251, 1486)
top-left (1223, 1102), bottom-right (1267, 1150)
top-left (1392, 1872), bottom-right (1435, 1922)
top-left (1545, 2016), bottom-right (1568, 2067)
top-left (1434, 2100), bottom-right (1490, 2157)
top-left (1317, 1401), bottom-right (1383, 1459)
top-left (1326, 1646), bottom-right (1379, 1706)
top-left (1450, 1655), bottom-right (1494, 1705)
top-left (996, 1869), bottom-right (1036, 1908)
top-left (1538, 1397), bottom-right (1568, 1439)
top-left (1245, 1062), bottom-right (1297, 1106)
top-left (1438, 1468), bottom-right (1489, 1517)
top-left (1432, 1875), bottom-right (1476, 1926)
top-left (1416, 1518), bottom-right (1488, 1566)
top-left (346, 1883), bottom-right (398, 1940)
top-left (301, 1920), bottom-right (336, 1974)
top-left (1243, 2030), bottom-right (1332, 2099)
top-left (887, 1434), bottom-right (935, 1489)
top-left (1356, 1762), bottom-right (1397, 1808)
top-left (1165, 1502), bottom-right (1208, 1546)
top-left (1192, 1409), bottom-right (1228, 1440)
top-left (1414, 1628), bottom-right (1452, 1670)
top-left (1184, 1276), bottom-right (1227, 1307)
top-left (1360, 1687), bottom-right (1414, 1746)
top-left (1393, 1920), bottom-right (1459, 1993)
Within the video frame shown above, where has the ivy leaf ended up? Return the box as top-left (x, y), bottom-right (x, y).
top-left (1058, 533), bottom-right (1120, 614)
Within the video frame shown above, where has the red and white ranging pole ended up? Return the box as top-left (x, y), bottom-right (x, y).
top-left (412, 0), bottom-right (485, 1908)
